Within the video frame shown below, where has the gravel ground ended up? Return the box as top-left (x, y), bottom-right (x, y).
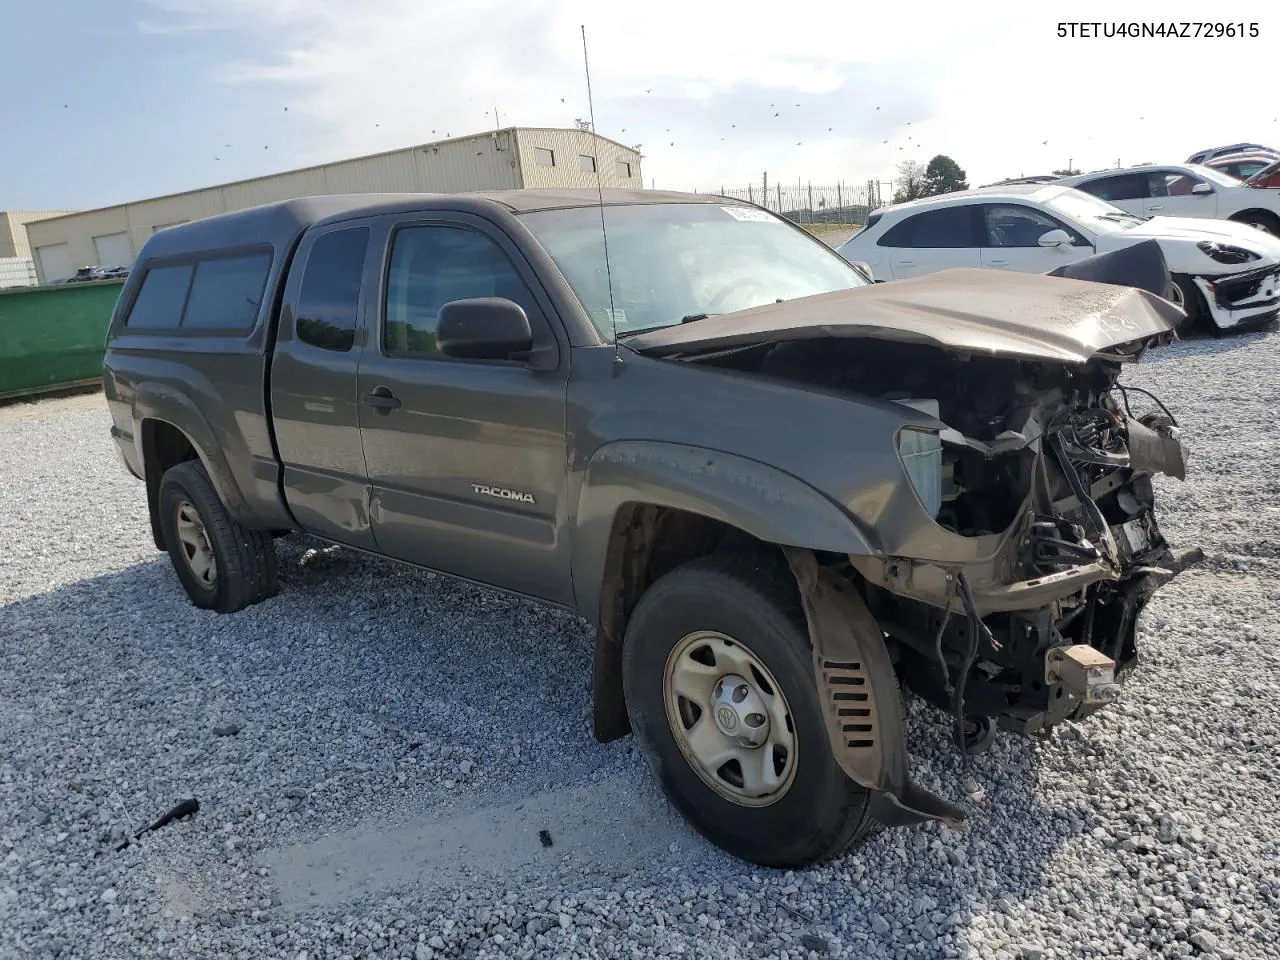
top-left (2, 328), bottom-right (1279, 960)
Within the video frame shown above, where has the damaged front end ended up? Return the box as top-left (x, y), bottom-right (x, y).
top-left (836, 343), bottom-right (1202, 743)
top-left (629, 268), bottom-right (1201, 824)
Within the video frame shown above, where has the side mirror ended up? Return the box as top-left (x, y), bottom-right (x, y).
top-left (1191, 182), bottom-right (1213, 196)
top-left (1038, 229), bottom-right (1074, 248)
top-left (848, 260), bottom-right (875, 283)
top-left (437, 297), bottom-right (534, 361)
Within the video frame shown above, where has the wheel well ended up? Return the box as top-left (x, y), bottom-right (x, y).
top-left (1229, 208), bottom-right (1280, 228)
top-left (591, 503), bottom-right (775, 742)
top-left (141, 419), bottom-right (198, 550)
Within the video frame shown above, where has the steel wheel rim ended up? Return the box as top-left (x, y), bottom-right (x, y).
top-left (175, 500), bottom-right (217, 588)
top-left (1168, 282), bottom-right (1184, 308)
top-left (663, 630), bottom-right (797, 807)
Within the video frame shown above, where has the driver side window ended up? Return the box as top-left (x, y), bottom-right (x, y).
top-left (1151, 171), bottom-right (1209, 197)
top-left (982, 204), bottom-right (1085, 247)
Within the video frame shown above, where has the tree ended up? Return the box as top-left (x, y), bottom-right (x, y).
top-left (1052, 167), bottom-right (1081, 176)
top-left (893, 160), bottom-right (927, 203)
top-left (921, 155), bottom-right (968, 196)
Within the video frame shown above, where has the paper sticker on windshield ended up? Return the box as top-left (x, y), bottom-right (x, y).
top-left (597, 307), bottom-right (627, 326)
top-left (721, 206), bottom-right (774, 222)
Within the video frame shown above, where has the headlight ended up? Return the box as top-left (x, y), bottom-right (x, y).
top-left (897, 426), bottom-right (943, 518)
top-left (1197, 240), bottom-right (1260, 264)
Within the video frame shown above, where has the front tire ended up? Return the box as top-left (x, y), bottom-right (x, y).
top-left (157, 460), bottom-right (278, 613)
top-left (621, 553), bottom-right (873, 868)
top-left (1170, 275), bottom-right (1219, 337)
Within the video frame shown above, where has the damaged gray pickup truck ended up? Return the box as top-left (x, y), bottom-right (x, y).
top-left (103, 189), bottom-right (1200, 868)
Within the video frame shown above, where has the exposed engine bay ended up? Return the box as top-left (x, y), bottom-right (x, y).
top-left (699, 336), bottom-right (1203, 747)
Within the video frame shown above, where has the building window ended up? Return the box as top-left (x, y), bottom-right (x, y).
top-left (616, 160), bottom-right (632, 178)
top-left (578, 154), bottom-right (597, 173)
top-left (534, 147), bottom-right (555, 167)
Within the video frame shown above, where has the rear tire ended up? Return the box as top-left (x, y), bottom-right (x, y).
top-left (621, 552), bottom-right (873, 868)
top-left (1229, 210), bottom-right (1280, 236)
top-left (158, 460), bottom-right (278, 613)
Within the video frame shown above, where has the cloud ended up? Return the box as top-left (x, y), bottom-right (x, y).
top-left (139, 0), bottom-right (1280, 191)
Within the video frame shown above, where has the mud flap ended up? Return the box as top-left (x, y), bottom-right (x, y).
top-left (784, 548), bottom-right (967, 830)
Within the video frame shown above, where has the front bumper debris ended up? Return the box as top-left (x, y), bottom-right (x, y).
top-left (1194, 264), bottom-right (1280, 330)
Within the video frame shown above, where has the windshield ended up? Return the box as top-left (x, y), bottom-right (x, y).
top-left (520, 203), bottom-right (868, 339)
top-left (1043, 189), bottom-right (1147, 231)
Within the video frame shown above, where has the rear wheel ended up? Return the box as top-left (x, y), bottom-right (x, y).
top-left (1230, 210), bottom-right (1280, 236)
top-left (621, 552), bottom-right (873, 867)
top-left (158, 460), bottom-right (278, 613)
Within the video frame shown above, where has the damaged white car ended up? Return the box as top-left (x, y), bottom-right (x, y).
top-left (836, 184), bottom-right (1280, 333)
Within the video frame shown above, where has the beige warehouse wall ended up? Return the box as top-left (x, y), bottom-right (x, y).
top-left (514, 129), bottom-right (642, 190)
top-left (1, 211), bottom-right (75, 258)
top-left (21, 127), bottom-right (631, 282)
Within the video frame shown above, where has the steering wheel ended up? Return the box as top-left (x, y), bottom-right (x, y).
top-left (706, 277), bottom-right (768, 313)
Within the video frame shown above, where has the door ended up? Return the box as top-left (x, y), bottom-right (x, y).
top-left (980, 203), bottom-right (1093, 272)
top-left (271, 222), bottom-right (377, 548)
top-left (92, 232), bottom-right (134, 269)
top-left (1073, 173), bottom-right (1150, 216)
top-left (878, 206), bottom-right (981, 279)
top-left (356, 216), bottom-right (572, 604)
top-left (1144, 170), bottom-right (1219, 219)
top-left (35, 243), bottom-right (73, 283)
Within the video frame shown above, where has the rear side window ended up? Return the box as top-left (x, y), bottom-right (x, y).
top-left (294, 228), bottom-right (369, 352)
top-left (125, 264), bottom-right (193, 328)
top-left (879, 207), bottom-right (977, 248)
top-left (182, 253), bottom-right (272, 331)
top-left (1076, 174), bottom-right (1149, 202)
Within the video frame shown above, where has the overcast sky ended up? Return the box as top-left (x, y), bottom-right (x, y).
top-left (2, 1), bottom-right (1278, 211)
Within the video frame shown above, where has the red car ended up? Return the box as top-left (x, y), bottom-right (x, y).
top-left (1244, 159), bottom-right (1280, 191)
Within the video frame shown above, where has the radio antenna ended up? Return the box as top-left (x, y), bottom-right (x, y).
top-left (580, 24), bottom-right (620, 363)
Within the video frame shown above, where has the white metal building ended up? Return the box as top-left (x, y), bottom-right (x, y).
top-left (0, 211), bottom-right (74, 288)
top-left (25, 127), bottom-right (643, 283)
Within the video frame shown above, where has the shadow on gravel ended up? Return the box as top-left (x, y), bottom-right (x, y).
top-left (1, 541), bottom-right (1092, 955)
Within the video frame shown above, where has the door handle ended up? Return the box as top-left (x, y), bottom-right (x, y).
top-left (1147, 204), bottom-right (1164, 210)
top-left (987, 259), bottom-right (1009, 265)
top-left (361, 386), bottom-right (401, 413)
top-left (897, 260), bottom-right (915, 265)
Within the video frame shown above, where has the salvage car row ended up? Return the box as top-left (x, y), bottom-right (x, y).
top-left (838, 143), bottom-right (1280, 335)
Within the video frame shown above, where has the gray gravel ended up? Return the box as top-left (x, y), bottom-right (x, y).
top-left (2, 327), bottom-right (1280, 960)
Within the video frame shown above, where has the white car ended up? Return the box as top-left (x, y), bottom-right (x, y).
top-left (835, 184), bottom-right (1280, 332)
top-left (1203, 152), bottom-right (1280, 182)
top-left (1057, 164), bottom-right (1280, 235)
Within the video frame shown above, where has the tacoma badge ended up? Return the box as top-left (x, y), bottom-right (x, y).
top-left (472, 484), bottom-right (536, 504)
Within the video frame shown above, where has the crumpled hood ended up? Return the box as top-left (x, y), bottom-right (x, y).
top-left (625, 268), bottom-right (1182, 364)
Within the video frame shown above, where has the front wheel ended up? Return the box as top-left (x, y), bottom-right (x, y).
top-left (621, 553), bottom-right (872, 868)
top-left (157, 460), bottom-right (278, 613)
top-left (1169, 275), bottom-right (1219, 337)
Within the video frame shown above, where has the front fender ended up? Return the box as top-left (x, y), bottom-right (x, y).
top-left (572, 440), bottom-right (880, 627)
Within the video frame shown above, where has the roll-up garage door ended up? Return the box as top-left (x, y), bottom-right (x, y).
top-left (92, 233), bottom-right (134, 269)
top-left (35, 244), bottom-right (74, 283)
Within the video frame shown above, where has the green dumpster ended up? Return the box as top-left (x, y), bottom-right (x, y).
top-left (0, 280), bottom-right (124, 401)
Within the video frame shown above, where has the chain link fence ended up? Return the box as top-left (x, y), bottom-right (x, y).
top-left (715, 181), bottom-right (896, 226)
